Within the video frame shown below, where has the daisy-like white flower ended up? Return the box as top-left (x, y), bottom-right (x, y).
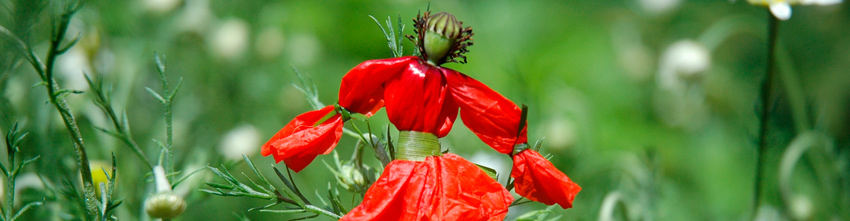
top-left (748, 0), bottom-right (842, 20)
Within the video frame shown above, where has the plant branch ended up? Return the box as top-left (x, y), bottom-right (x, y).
top-left (148, 53), bottom-right (183, 182)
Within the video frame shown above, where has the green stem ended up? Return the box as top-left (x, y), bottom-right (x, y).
top-left (304, 205), bottom-right (342, 219)
top-left (154, 54), bottom-right (176, 182)
top-left (395, 131), bottom-right (440, 161)
top-left (5, 163), bottom-right (13, 221)
top-left (164, 93), bottom-right (174, 182)
top-left (752, 11), bottom-right (778, 218)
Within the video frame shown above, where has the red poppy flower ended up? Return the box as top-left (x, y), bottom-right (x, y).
top-left (511, 149), bottom-right (581, 209)
top-left (341, 153), bottom-right (512, 220)
top-left (264, 11), bottom-right (527, 172)
top-left (338, 56), bottom-right (526, 145)
top-left (260, 105), bottom-right (343, 172)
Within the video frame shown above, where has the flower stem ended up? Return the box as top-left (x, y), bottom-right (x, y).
top-left (395, 131), bottom-right (440, 161)
top-left (752, 11), bottom-right (778, 217)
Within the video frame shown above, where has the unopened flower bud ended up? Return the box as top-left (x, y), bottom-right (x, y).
top-left (423, 12), bottom-right (462, 65)
top-left (145, 165), bottom-right (186, 219)
top-left (145, 192), bottom-right (186, 219)
top-left (340, 164), bottom-right (365, 187)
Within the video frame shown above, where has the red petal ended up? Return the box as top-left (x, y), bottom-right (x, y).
top-left (383, 63), bottom-right (456, 135)
top-left (339, 56), bottom-right (419, 116)
top-left (342, 153), bottom-right (512, 220)
top-left (436, 91), bottom-right (459, 137)
top-left (261, 105), bottom-right (344, 172)
top-left (445, 70), bottom-right (527, 154)
top-left (511, 149), bottom-right (581, 209)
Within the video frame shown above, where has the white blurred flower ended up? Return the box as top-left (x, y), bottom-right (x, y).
top-left (790, 194), bottom-right (813, 220)
top-left (657, 40), bottom-right (710, 92)
top-left (638, 0), bottom-right (681, 14)
top-left (754, 205), bottom-right (783, 221)
top-left (57, 19), bottom-right (109, 92)
top-left (654, 40), bottom-right (711, 129)
top-left (209, 18), bottom-right (250, 60)
top-left (612, 20), bottom-right (655, 81)
top-left (748, 0), bottom-right (843, 20)
top-left (286, 33), bottom-right (322, 67)
top-left (255, 27), bottom-right (286, 59)
top-left (545, 116), bottom-right (577, 149)
top-left (56, 49), bottom-right (90, 89)
top-left (176, 0), bottom-right (213, 34)
top-left (218, 124), bottom-right (260, 161)
top-left (144, 0), bottom-right (181, 14)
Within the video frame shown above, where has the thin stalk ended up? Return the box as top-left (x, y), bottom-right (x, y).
top-left (152, 54), bottom-right (180, 183)
top-left (4, 157), bottom-right (14, 221)
top-left (164, 80), bottom-right (174, 182)
top-left (752, 12), bottom-right (778, 218)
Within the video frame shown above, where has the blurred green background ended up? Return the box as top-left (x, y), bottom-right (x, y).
top-left (1, 0), bottom-right (849, 220)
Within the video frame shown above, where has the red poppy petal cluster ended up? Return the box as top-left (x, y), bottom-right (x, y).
top-left (341, 154), bottom-right (512, 220)
top-left (260, 105), bottom-right (343, 172)
top-left (511, 149), bottom-right (581, 209)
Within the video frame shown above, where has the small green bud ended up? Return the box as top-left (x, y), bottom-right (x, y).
top-left (340, 164), bottom-right (365, 187)
top-left (145, 165), bottom-right (186, 219)
top-left (423, 12), bottom-right (462, 65)
top-left (145, 192), bottom-right (186, 219)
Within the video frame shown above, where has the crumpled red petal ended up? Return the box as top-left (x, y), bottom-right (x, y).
top-left (511, 149), bottom-right (581, 209)
top-left (445, 70), bottom-right (528, 154)
top-left (383, 62), bottom-right (458, 136)
top-left (339, 56), bottom-right (419, 116)
top-left (260, 105), bottom-right (343, 172)
top-left (341, 153), bottom-right (512, 221)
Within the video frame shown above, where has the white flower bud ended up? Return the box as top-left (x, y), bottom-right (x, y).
top-left (145, 165), bottom-right (186, 219)
top-left (145, 192), bottom-right (187, 219)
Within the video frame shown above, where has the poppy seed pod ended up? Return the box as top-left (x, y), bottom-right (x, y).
top-left (423, 12), bottom-right (461, 64)
top-left (411, 11), bottom-right (473, 65)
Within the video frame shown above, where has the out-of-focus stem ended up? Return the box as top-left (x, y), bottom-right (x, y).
top-left (752, 11), bottom-right (778, 218)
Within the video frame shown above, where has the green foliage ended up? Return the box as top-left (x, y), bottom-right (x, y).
top-left (0, 123), bottom-right (43, 221)
top-left (202, 155), bottom-right (343, 219)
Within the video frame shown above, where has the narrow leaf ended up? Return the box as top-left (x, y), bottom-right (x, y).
top-left (145, 87), bottom-right (166, 104)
